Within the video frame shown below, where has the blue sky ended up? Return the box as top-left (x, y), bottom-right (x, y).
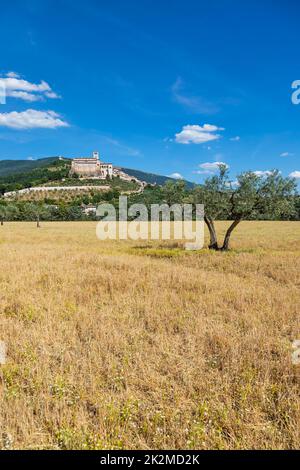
top-left (0, 0), bottom-right (300, 183)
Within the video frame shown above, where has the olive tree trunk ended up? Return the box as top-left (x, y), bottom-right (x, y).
top-left (221, 219), bottom-right (241, 251)
top-left (204, 216), bottom-right (219, 250)
top-left (205, 217), bottom-right (241, 251)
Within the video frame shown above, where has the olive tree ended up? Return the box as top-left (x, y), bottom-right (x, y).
top-left (163, 180), bottom-right (186, 205)
top-left (23, 203), bottom-right (43, 227)
top-left (192, 166), bottom-right (297, 251)
top-left (4, 204), bottom-right (20, 221)
top-left (0, 205), bottom-right (6, 225)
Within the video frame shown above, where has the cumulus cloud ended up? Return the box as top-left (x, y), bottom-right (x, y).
top-left (0, 72), bottom-right (60, 102)
top-left (175, 124), bottom-right (224, 145)
top-left (194, 161), bottom-right (229, 175)
top-left (253, 170), bottom-right (274, 177)
top-left (200, 161), bottom-right (228, 171)
top-left (0, 109), bottom-right (69, 129)
top-left (168, 172), bottom-right (183, 179)
top-left (45, 91), bottom-right (60, 99)
top-left (230, 136), bottom-right (240, 141)
top-left (289, 171), bottom-right (300, 179)
top-left (6, 71), bottom-right (20, 78)
top-left (199, 162), bottom-right (229, 172)
top-left (7, 90), bottom-right (43, 102)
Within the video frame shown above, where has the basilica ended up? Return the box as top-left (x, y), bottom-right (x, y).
top-left (71, 151), bottom-right (113, 178)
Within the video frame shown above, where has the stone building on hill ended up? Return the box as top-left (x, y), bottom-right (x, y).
top-left (71, 151), bottom-right (113, 178)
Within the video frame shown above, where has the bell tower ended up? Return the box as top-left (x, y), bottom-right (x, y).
top-left (93, 151), bottom-right (99, 161)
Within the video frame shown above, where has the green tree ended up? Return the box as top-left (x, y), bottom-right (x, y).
top-left (295, 195), bottom-right (300, 220)
top-left (23, 203), bottom-right (43, 227)
top-left (0, 205), bottom-right (6, 225)
top-left (162, 180), bottom-right (187, 205)
top-left (192, 166), bottom-right (297, 251)
top-left (5, 204), bottom-right (20, 221)
top-left (66, 206), bottom-right (83, 221)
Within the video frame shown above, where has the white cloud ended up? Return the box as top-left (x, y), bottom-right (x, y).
top-left (6, 71), bottom-right (20, 78)
top-left (194, 161), bottom-right (229, 175)
top-left (253, 170), bottom-right (274, 177)
top-left (175, 124), bottom-right (224, 145)
top-left (0, 109), bottom-right (69, 129)
top-left (230, 136), bottom-right (240, 141)
top-left (200, 161), bottom-right (228, 171)
top-left (2, 76), bottom-right (50, 92)
top-left (7, 90), bottom-right (42, 102)
top-left (0, 72), bottom-right (60, 102)
top-left (289, 171), bottom-right (300, 179)
top-left (280, 152), bottom-right (294, 157)
top-left (168, 172), bottom-right (183, 179)
top-left (45, 91), bottom-right (60, 99)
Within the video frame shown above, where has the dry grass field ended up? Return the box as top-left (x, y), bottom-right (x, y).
top-left (0, 221), bottom-right (299, 449)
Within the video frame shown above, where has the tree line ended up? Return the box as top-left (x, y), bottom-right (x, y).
top-left (0, 167), bottom-right (299, 250)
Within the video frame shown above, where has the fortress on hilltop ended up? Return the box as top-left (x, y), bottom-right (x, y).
top-left (71, 151), bottom-right (113, 178)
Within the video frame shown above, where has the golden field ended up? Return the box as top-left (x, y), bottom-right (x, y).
top-left (0, 221), bottom-right (299, 450)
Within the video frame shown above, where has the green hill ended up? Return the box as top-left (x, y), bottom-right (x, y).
top-left (0, 157), bottom-right (60, 177)
top-left (0, 158), bottom-right (71, 194)
top-left (0, 157), bottom-right (195, 190)
top-left (120, 167), bottom-right (195, 189)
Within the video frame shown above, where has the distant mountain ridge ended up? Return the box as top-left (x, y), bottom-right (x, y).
top-left (120, 167), bottom-right (195, 188)
top-left (0, 157), bottom-right (195, 188)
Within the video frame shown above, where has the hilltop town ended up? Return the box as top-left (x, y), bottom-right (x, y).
top-left (2, 151), bottom-right (147, 201)
top-left (71, 151), bottom-right (113, 178)
top-left (0, 152), bottom-right (170, 220)
top-left (71, 151), bottom-right (148, 185)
